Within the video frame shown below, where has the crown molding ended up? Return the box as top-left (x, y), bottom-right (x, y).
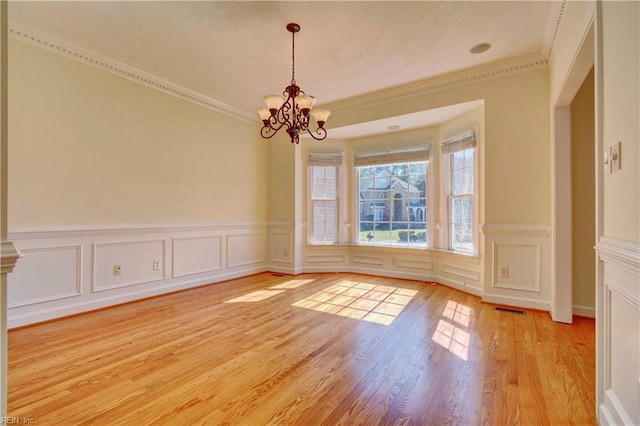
top-left (544, 0), bottom-right (568, 59)
top-left (9, 24), bottom-right (257, 124)
top-left (324, 53), bottom-right (549, 114)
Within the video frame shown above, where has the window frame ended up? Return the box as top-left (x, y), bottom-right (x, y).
top-left (307, 153), bottom-right (342, 245)
top-left (441, 131), bottom-right (478, 254)
top-left (353, 146), bottom-right (432, 249)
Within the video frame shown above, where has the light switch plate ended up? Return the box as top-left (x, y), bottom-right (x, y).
top-left (612, 141), bottom-right (621, 172)
top-left (604, 147), bottom-right (612, 175)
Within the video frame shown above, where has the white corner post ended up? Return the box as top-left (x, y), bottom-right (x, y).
top-left (1, 0), bottom-right (21, 416)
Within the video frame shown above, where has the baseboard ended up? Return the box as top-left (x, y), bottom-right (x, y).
top-left (8, 265), bottom-right (267, 329)
top-left (482, 293), bottom-right (550, 312)
top-left (573, 304), bottom-right (595, 318)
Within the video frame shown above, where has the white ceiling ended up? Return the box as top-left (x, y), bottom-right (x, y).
top-left (9, 1), bottom-right (562, 137)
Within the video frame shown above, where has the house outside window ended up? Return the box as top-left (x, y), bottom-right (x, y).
top-left (355, 147), bottom-right (430, 247)
top-left (308, 153), bottom-right (342, 244)
top-left (442, 131), bottom-right (477, 253)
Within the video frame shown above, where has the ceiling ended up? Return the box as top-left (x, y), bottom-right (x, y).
top-left (8, 1), bottom-right (562, 138)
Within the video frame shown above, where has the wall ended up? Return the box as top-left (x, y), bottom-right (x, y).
top-left (6, 38), bottom-right (270, 327)
top-left (571, 68), bottom-right (595, 316)
top-left (595, 1), bottom-right (640, 425)
top-left (9, 39), bottom-right (267, 226)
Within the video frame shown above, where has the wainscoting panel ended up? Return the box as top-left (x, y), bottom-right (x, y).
top-left (8, 245), bottom-right (82, 307)
top-left (172, 236), bottom-right (222, 278)
top-left (597, 237), bottom-right (640, 425)
top-left (93, 239), bottom-right (166, 292)
top-left (270, 232), bottom-right (292, 264)
top-left (306, 254), bottom-right (347, 264)
top-left (482, 224), bottom-right (551, 310)
top-left (7, 223), bottom-right (268, 328)
top-left (491, 242), bottom-right (540, 292)
top-left (352, 255), bottom-right (384, 266)
top-left (227, 233), bottom-right (266, 268)
top-left (396, 256), bottom-right (433, 271)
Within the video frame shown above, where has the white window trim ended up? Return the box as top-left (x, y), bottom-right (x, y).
top-left (352, 144), bottom-right (433, 248)
top-left (440, 130), bottom-right (479, 254)
top-left (307, 153), bottom-right (343, 245)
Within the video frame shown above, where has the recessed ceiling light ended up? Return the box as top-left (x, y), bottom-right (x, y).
top-left (470, 42), bottom-right (492, 54)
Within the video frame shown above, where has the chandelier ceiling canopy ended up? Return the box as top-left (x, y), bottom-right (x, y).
top-left (258, 23), bottom-right (330, 145)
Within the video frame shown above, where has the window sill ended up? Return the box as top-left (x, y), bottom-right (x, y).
top-left (306, 242), bottom-right (480, 259)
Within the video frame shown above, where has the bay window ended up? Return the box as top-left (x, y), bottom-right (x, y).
top-left (354, 147), bottom-right (430, 247)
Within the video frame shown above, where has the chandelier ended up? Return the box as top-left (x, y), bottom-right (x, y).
top-left (258, 23), bottom-right (330, 145)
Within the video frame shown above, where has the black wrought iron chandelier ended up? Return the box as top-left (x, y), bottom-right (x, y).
top-left (258, 23), bottom-right (330, 145)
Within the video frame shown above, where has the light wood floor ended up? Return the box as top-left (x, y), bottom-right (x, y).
top-left (8, 272), bottom-right (596, 425)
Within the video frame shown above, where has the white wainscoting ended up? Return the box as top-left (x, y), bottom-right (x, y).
top-left (596, 237), bottom-right (640, 425)
top-left (7, 223), bottom-right (268, 328)
top-left (172, 236), bottom-right (222, 278)
top-left (93, 239), bottom-right (165, 292)
top-left (8, 244), bottom-right (82, 307)
top-left (481, 224), bottom-right (552, 311)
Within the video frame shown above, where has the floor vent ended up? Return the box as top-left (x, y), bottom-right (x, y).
top-left (495, 306), bottom-right (526, 315)
top-left (271, 273), bottom-right (285, 277)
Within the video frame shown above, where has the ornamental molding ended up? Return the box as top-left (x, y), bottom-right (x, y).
top-left (324, 52), bottom-right (549, 114)
top-left (481, 223), bottom-right (552, 236)
top-left (9, 24), bottom-right (256, 124)
top-left (1, 240), bottom-right (22, 274)
top-left (596, 237), bottom-right (640, 274)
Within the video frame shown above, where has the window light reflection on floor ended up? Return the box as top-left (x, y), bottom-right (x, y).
top-left (269, 279), bottom-right (315, 290)
top-left (432, 300), bottom-right (473, 361)
top-left (442, 299), bottom-right (472, 327)
top-left (224, 290), bottom-right (285, 303)
top-left (292, 280), bottom-right (417, 325)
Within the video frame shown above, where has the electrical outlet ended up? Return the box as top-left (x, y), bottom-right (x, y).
top-left (499, 266), bottom-right (509, 278)
top-left (284, 249), bottom-right (288, 258)
top-left (113, 265), bottom-right (121, 276)
top-left (153, 260), bottom-right (160, 270)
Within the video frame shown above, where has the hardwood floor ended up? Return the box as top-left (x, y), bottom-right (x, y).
top-left (8, 272), bottom-right (596, 425)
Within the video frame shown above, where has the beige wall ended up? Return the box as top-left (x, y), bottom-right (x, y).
top-left (8, 39), bottom-right (267, 227)
top-left (323, 67), bottom-right (550, 227)
top-left (571, 67), bottom-right (595, 310)
top-left (601, 2), bottom-right (639, 241)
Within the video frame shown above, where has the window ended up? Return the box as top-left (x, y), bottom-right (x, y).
top-left (442, 131), bottom-right (476, 253)
top-left (308, 153), bottom-right (342, 243)
top-left (355, 147), bottom-right (430, 247)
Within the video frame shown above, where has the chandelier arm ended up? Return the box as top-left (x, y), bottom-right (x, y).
top-left (306, 126), bottom-right (328, 141)
top-left (260, 126), bottom-right (281, 139)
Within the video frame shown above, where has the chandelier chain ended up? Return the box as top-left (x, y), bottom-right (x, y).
top-left (291, 30), bottom-right (296, 85)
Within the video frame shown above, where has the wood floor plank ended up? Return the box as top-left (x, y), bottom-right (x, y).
top-left (8, 272), bottom-right (596, 425)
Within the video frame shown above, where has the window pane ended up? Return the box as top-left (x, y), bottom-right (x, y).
top-left (464, 169), bottom-right (473, 194)
top-left (464, 148), bottom-right (474, 165)
top-left (357, 159), bottom-right (428, 248)
top-left (453, 151), bottom-right (464, 169)
top-left (453, 169), bottom-right (464, 194)
top-left (310, 166), bottom-right (338, 243)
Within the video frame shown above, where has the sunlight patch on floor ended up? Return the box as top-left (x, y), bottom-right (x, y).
top-left (269, 279), bottom-right (316, 289)
top-left (224, 290), bottom-right (285, 303)
top-left (442, 299), bottom-right (472, 327)
top-left (292, 280), bottom-right (417, 325)
top-left (432, 300), bottom-right (473, 360)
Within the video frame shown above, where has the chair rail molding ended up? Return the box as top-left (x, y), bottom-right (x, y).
top-left (0, 240), bottom-right (21, 274)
